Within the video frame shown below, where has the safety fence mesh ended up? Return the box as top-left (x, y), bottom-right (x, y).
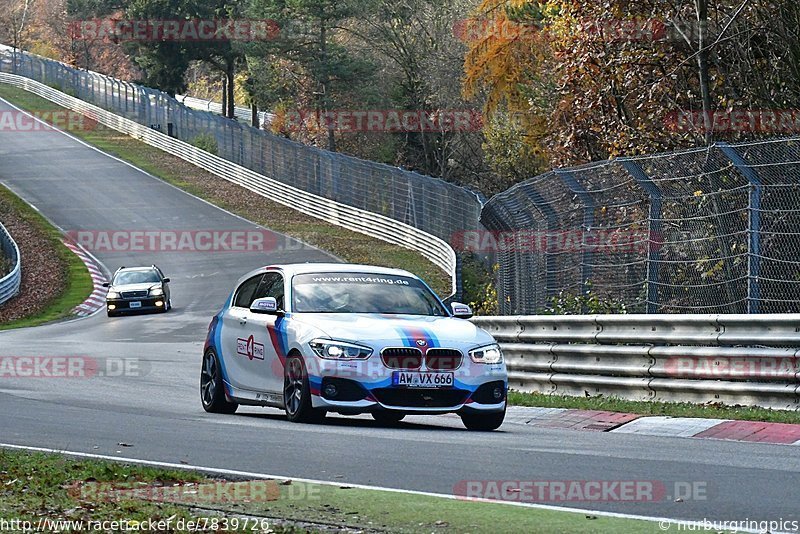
top-left (481, 139), bottom-right (800, 314)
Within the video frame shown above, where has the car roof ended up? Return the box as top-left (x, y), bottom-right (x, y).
top-left (116, 266), bottom-right (159, 272)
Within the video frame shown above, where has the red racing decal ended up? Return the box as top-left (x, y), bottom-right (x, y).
top-left (396, 326), bottom-right (439, 354)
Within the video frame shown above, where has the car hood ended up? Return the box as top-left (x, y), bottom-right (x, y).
top-left (291, 313), bottom-right (496, 348)
top-left (110, 282), bottom-right (160, 292)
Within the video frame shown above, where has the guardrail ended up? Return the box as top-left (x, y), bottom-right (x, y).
top-left (0, 72), bottom-right (458, 295)
top-left (176, 94), bottom-right (274, 128)
top-left (471, 314), bottom-right (800, 410)
top-left (0, 222), bottom-right (21, 306)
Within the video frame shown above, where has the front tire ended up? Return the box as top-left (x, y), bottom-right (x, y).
top-left (200, 349), bottom-right (238, 414)
top-left (460, 409), bottom-right (505, 431)
top-left (284, 355), bottom-right (325, 424)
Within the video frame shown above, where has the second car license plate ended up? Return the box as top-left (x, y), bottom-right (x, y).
top-left (129, 301), bottom-right (142, 309)
top-left (392, 371), bottom-right (453, 388)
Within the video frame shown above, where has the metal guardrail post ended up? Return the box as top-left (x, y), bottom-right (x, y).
top-left (718, 143), bottom-right (762, 313)
top-left (556, 169), bottom-right (594, 309)
top-left (620, 159), bottom-right (662, 313)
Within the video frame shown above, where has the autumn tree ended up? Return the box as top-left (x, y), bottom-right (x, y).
top-left (341, 0), bottom-right (487, 182)
top-left (0, 0), bottom-right (35, 72)
top-left (465, 0), bottom-right (800, 173)
top-left (462, 0), bottom-right (552, 193)
top-left (246, 0), bottom-right (371, 151)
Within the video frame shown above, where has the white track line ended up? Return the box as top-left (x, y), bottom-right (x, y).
top-left (0, 443), bottom-right (771, 533)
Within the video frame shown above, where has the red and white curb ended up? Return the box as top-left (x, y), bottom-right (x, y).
top-left (63, 240), bottom-right (108, 317)
top-left (612, 416), bottom-right (800, 445)
top-left (507, 406), bottom-right (800, 445)
top-left (504, 406), bottom-right (639, 431)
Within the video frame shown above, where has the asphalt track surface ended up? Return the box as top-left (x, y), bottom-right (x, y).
top-left (1, 96), bottom-right (799, 526)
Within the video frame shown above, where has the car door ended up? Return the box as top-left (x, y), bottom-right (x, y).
top-left (220, 273), bottom-right (265, 392)
top-left (156, 266), bottom-right (171, 305)
top-left (247, 271), bottom-right (287, 394)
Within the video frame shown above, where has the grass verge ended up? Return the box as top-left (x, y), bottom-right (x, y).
top-left (0, 448), bottom-right (671, 533)
top-left (509, 390), bottom-right (800, 424)
top-left (0, 184), bottom-right (93, 330)
top-left (0, 84), bottom-right (451, 297)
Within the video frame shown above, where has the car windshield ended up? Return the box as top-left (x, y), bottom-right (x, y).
top-left (292, 273), bottom-right (448, 316)
top-left (114, 270), bottom-right (160, 285)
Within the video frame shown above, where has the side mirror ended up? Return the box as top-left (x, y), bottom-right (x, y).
top-left (451, 302), bottom-right (473, 319)
top-left (250, 297), bottom-right (282, 315)
top-left (102, 282), bottom-right (110, 288)
top-left (162, 278), bottom-right (171, 283)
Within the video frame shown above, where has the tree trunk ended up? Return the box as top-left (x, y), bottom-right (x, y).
top-left (319, 20), bottom-right (336, 152)
top-left (226, 59), bottom-right (235, 119)
top-left (696, 0), bottom-right (714, 145)
top-left (221, 75), bottom-right (227, 118)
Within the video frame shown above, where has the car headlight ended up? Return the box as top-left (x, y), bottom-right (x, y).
top-left (149, 287), bottom-right (164, 296)
top-left (469, 344), bottom-right (503, 364)
top-left (309, 339), bottom-right (372, 360)
top-left (106, 291), bottom-right (120, 299)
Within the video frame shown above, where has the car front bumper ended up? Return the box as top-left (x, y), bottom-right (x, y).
top-left (307, 358), bottom-right (507, 414)
top-left (107, 297), bottom-right (166, 313)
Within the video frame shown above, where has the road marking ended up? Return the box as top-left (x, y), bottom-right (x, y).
top-left (611, 416), bottom-right (727, 438)
top-left (0, 442), bottom-right (767, 532)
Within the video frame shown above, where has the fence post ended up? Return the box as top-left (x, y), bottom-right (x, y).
top-left (555, 169), bottom-right (594, 308)
top-left (718, 142), bottom-right (762, 313)
top-left (518, 186), bottom-right (559, 302)
top-left (620, 159), bottom-right (662, 313)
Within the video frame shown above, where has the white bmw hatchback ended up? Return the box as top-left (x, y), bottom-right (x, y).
top-left (201, 263), bottom-right (507, 430)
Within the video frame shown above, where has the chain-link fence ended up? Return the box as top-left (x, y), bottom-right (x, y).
top-left (481, 139), bottom-right (800, 314)
top-left (0, 49), bottom-right (484, 298)
top-left (4, 47), bottom-right (800, 315)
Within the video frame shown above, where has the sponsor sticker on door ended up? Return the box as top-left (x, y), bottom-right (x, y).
top-left (237, 335), bottom-right (265, 361)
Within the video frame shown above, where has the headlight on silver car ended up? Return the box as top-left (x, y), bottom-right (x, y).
top-left (106, 291), bottom-right (120, 299)
top-left (469, 344), bottom-right (503, 364)
top-left (149, 287), bottom-right (164, 296)
top-left (309, 339), bottom-right (372, 360)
